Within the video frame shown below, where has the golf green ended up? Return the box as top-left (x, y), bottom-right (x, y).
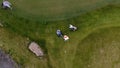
top-left (10, 0), bottom-right (114, 20)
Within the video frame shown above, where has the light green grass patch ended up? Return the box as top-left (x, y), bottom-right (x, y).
top-left (74, 27), bottom-right (120, 68)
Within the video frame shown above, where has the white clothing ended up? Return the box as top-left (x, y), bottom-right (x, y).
top-left (3, 1), bottom-right (11, 8)
top-left (69, 24), bottom-right (77, 30)
top-left (63, 35), bottom-right (69, 41)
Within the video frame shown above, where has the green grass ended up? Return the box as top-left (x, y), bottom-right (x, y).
top-left (3, 0), bottom-right (120, 21)
top-left (74, 27), bottom-right (120, 68)
top-left (0, 3), bottom-right (120, 68)
top-left (45, 5), bottom-right (120, 68)
top-left (0, 27), bottom-right (49, 68)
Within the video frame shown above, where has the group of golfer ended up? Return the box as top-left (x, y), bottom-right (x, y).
top-left (56, 24), bottom-right (77, 41)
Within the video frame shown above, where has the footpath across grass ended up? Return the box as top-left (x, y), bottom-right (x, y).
top-left (0, 5), bottom-right (120, 68)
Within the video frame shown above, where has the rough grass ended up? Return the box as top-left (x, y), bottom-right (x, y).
top-left (0, 27), bottom-right (49, 68)
top-left (0, 4), bottom-right (120, 68)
